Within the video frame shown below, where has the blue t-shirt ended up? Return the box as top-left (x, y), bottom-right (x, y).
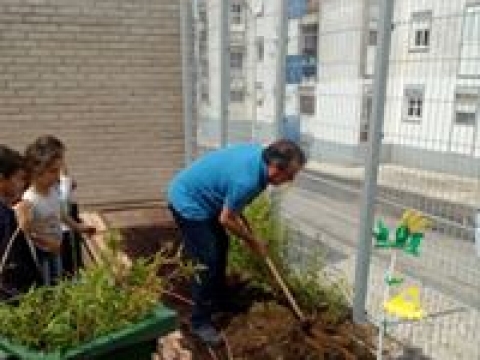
top-left (167, 144), bottom-right (268, 220)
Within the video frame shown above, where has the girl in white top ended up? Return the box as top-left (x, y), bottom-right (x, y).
top-left (21, 136), bottom-right (94, 285)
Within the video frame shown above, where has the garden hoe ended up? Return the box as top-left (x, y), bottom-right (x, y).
top-left (265, 256), bottom-right (355, 359)
top-left (264, 256), bottom-right (314, 332)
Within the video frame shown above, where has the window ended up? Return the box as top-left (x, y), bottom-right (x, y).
top-left (300, 94), bottom-right (315, 115)
top-left (201, 82), bottom-right (209, 102)
top-left (231, 2), bottom-right (243, 25)
top-left (403, 86), bottom-right (424, 122)
top-left (368, 29), bottom-right (377, 46)
top-left (301, 24), bottom-right (318, 58)
top-left (256, 37), bottom-right (264, 62)
top-left (454, 87), bottom-right (479, 126)
top-left (255, 81), bottom-right (264, 106)
top-left (301, 24), bottom-right (318, 81)
top-left (360, 87), bottom-right (372, 141)
top-left (230, 51), bottom-right (243, 69)
top-left (253, 0), bottom-right (264, 16)
top-left (230, 90), bottom-right (245, 102)
top-left (409, 11), bottom-right (432, 51)
top-left (459, 4), bottom-right (480, 77)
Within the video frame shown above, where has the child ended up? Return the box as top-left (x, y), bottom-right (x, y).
top-left (0, 145), bottom-right (39, 298)
top-left (58, 166), bottom-right (84, 277)
top-left (22, 136), bottom-right (94, 285)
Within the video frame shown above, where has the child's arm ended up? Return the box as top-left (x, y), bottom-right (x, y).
top-left (32, 236), bottom-right (62, 254)
top-left (61, 213), bottom-right (96, 236)
top-left (12, 200), bottom-right (33, 231)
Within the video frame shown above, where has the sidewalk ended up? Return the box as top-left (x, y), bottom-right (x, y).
top-left (306, 161), bottom-right (480, 208)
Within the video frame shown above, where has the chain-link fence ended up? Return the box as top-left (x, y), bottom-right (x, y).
top-left (182, 0), bottom-right (480, 358)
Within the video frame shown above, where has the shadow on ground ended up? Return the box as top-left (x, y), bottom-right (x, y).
top-left (394, 346), bottom-right (433, 360)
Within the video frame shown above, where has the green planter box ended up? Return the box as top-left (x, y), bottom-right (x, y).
top-left (0, 306), bottom-right (176, 360)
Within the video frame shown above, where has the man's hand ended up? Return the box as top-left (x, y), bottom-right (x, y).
top-left (220, 207), bottom-right (268, 257)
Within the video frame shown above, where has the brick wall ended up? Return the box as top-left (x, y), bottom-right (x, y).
top-left (0, 0), bottom-right (185, 207)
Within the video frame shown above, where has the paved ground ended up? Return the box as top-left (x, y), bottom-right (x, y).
top-left (280, 164), bottom-right (480, 360)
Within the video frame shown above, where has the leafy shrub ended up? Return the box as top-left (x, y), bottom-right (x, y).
top-left (0, 229), bottom-right (187, 352)
top-left (228, 193), bottom-right (351, 324)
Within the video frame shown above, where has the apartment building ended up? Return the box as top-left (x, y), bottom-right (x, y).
top-left (384, 0), bottom-right (480, 175)
top-left (196, 0), bottom-right (480, 175)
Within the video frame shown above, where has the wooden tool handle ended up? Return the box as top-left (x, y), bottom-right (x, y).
top-left (265, 256), bottom-right (305, 321)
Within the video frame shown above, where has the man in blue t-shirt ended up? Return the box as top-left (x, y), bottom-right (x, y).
top-left (167, 139), bottom-right (306, 346)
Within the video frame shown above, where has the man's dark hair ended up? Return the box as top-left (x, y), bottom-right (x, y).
top-left (25, 135), bottom-right (65, 178)
top-left (262, 139), bottom-right (307, 170)
top-left (0, 145), bottom-right (25, 179)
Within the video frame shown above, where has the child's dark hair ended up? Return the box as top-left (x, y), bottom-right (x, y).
top-left (25, 135), bottom-right (65, 178)
top-left (0, 145), bottom-right (25, 179)
top-left (262, 139), bottom-right (307, 170)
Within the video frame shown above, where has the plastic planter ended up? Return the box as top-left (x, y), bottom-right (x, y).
top-left (0, 305), bottom-right (176, 360)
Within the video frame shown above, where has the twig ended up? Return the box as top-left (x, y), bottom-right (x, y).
top-left (0, 227), bottom-right (21, 274)
top-left (207, 347), bottom-right (219, 360)
top-left (81, 239), bottom-right (98, 264)
top-left (222, 332), bottom-right (234, 360)
top-left (162, 289), bottom-right (194, 306)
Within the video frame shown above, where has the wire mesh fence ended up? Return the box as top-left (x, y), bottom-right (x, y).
top-left (183, 0), bottom-right (480, 358)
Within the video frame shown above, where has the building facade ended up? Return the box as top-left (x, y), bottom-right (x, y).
top-left (197, 0), bottom-right (480, 176)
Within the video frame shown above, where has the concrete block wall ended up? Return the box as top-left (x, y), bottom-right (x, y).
top-left (0, 0), bottom-right (184, 206)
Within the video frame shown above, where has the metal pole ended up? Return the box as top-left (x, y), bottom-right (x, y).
top-left (251, 10), bottom-right (257, 141)
top-left (353, 0), bottom-right (394, 324)
top-left (180, 0), bottom-right (194, 164)
top-left (219, 0), bottom-right (230, 146)
top-left (273, 0), bottom-right (288, 140)
top-left (475, 208), bottom-right (480, 258)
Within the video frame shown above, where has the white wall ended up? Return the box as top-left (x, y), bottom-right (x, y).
top-left (315, 0), bottom-right (366, 145)
top-left (384, 0), bottom-right (480, 155)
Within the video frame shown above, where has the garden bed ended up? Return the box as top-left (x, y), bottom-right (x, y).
top-left (101, 205), bottom-right (378, 360)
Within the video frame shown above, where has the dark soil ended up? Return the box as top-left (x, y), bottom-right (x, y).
top-left (101, 206), bottom-right (377, 360)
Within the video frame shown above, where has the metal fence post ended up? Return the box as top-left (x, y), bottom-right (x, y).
top-left (219, 0), bottom-right (230, 146)
top-left (180, 0), bottom-right (194, 164)
top-left (273, 0), bottom-right (288, 140)
top-left (475, 208), bottom-right (480, 257)
top-left (353, 0), bottom-right (394, 324)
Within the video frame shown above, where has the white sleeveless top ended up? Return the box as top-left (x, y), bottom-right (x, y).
top-left (23, 187), bottom-right (63, 245)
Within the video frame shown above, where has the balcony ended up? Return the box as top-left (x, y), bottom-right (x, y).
top-left (302, 56), bottom-right (317, 82)
top-left (286, 55), bottom-right (317, 84)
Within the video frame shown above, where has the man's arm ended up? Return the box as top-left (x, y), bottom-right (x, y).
top-left (219, 207), bottom-right (267, 256)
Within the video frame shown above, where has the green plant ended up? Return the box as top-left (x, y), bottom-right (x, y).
top-left (228, 193), bottom-right (287, 292)
top-left (0, 229), bottom-right (189, 353)
top-left (228, 193), bottom-right (351, 324)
